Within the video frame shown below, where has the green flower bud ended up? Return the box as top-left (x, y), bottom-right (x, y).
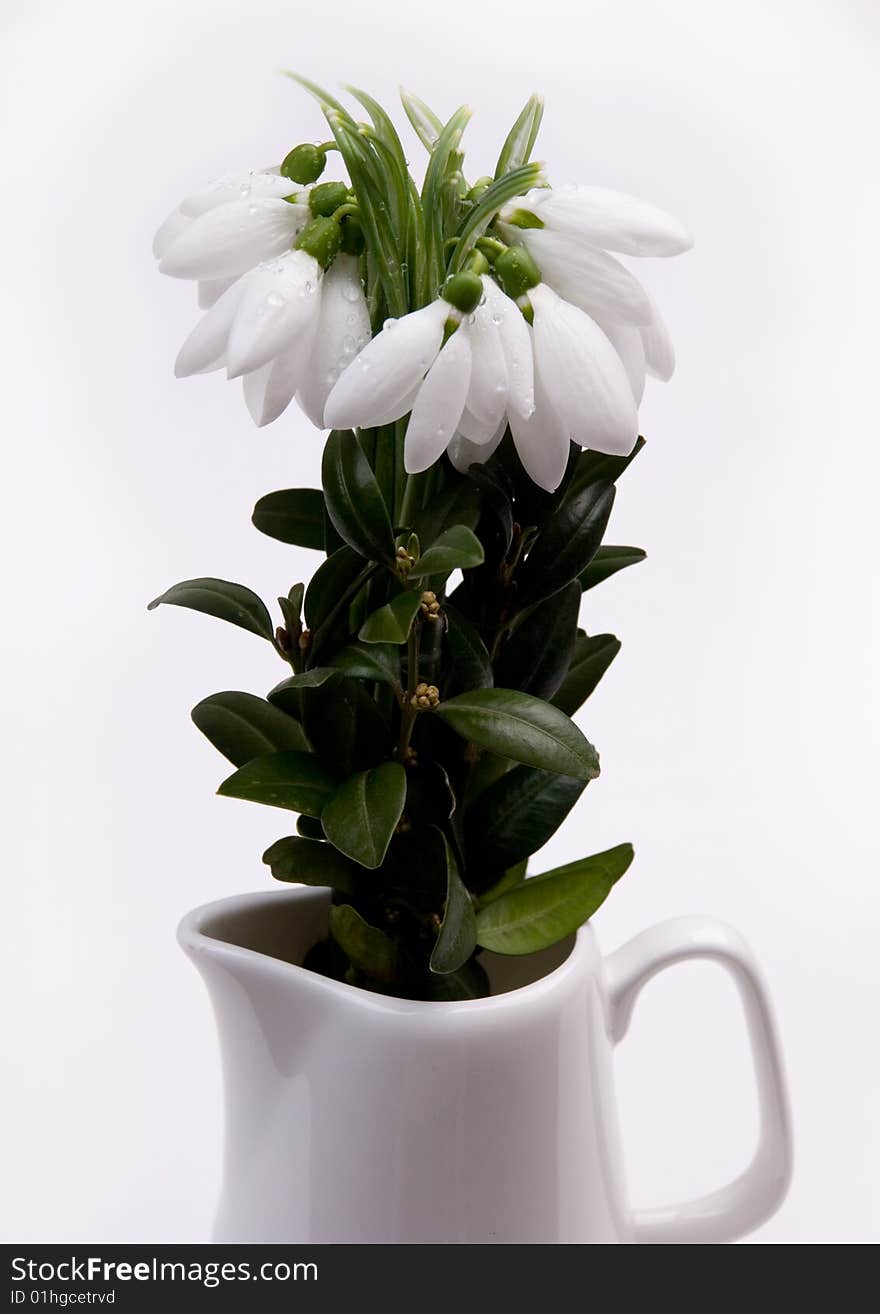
top-left (442, 271), bottom-right (483, 315)
top-left (294, 216), bottom-right (342, 269)
top-left (495, 245), bottom-right (541, 300)
top-left (280, 143), bottom-right (326, 185)
top-left (308, 181), bottom-right (350, 218)
top-left (504, 206), bottom-right (545, 230)
top-left (339, 214), bottom-right (365, 257)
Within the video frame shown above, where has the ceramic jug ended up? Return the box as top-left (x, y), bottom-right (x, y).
top-left (178, 886), bottom-right (791, 1243)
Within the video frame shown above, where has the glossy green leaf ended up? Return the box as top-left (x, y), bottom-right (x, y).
top-left (217, 751), bottom-right (336, 817)
top-left (495, 581), bottom-right (580, 700)
top-left (252, 489), bottom-right (325, 550)
top-left (411, 477), bottom-right (481, 546)
top-left (566, 436), bottom-right (645, 501)
top-left (415, 526), bottom-right (484, 577)
top-left (478, 859), bottom-right (527, 907)
top-left (330, 642), bottom-right (401, 686)
top-left (296, 814), bottom-right (325, 841)
top-left (400, 86), bottom-right (443, 150)
top-left (148, 578), bottom-right (273, 641)
top-left (321, 762), bottom-right (407, 869)
top-left (519, 480), bottom-right (616, 604)
top-left (475, 844), bottom-right (634, 954)
top-left (466, 766), bottom-right (587, 874)
top-left (293, 678), bottom-right (392, 778)
top-left (191, 692), bottom-right (311, 766)
top-left (495, 94), bottom-right (544, 178)
top-left (262, 835), bottom-right (360, 893)
top-left (428, 958), bottom-right (490, 999)
top-left (359, 590), bottom-right (422, 644)
top-left (436, 688), bottom-right (600, 781)
top-left (329, 904), bottom-right (398, 983)
top-left (579, 545), bottom-right (646, 591)
top-left (322, 429), bottom-right (395, 564)
top-left (304, 545), bottom-right (367, 631)
top-left (551, 634), bottom-right (621, 717)
top-left (443, 604), bottom-right (493, 695)
top-left (430, 832), bottom-right (477, 974)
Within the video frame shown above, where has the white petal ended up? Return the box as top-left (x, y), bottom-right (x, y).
top-left (484, 277), bottom-right (534, 417)
top-left (466, 296), bottom-right (508, 430)
top-left (226, 251), bottom-right (322, 378)
top-left (324, 299), bottom-right (448, 430)
top-left (198, 277), bottom-right (236, 309)
top-left (242, 345), bottom-right (304, 427)
top-left (296, 255), bottom-right (371, 428)
top-left (174, 278), bottom-right (249, 377)
top-left (516, 228), bottom-right (653, 326)
top-left (530, 283), bottom-right (638, 456)
top-left (404, 328), bottom-right (472, 474)
top-left (369, 384), bottom-right (422, 428)
top-left (158, 198), bottom-right (306, 281)
top-left (594, 320), bottom-right (646, 404)
top-left (152, 207), bottom-right (190, 260)
top-left (180, 171), bottom-right (301, 218)
top-left (528, 184), bottom-right (693, 257)
top-left (508, 372), bottom-right (571, 492)
top-left (641, 295), bottom-right (675, 381)
top-left (457, 405), bottom-right (503, 444)
top-left (448, 422), bottom-right (506, 474)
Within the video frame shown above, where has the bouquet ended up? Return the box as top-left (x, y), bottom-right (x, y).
top-left (151, 78), bottom-right (690, 999)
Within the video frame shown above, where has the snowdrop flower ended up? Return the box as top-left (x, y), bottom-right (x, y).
top-left (325, 270), bottom-right (536, 477)
top-left (153, 169), bottom-right (312, 308)
top-left (172, 212), bottom-right (369, 428)
top-left (500, 184), bottom-right (693, 259)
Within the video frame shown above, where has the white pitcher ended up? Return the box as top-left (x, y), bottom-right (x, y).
top-left (179, 886), bottom-right (791, 1244)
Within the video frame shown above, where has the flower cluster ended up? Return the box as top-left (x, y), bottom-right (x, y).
top-left (155, 98), bottom-right (689, 491)
top-left (151, 83), bottom-right (691, 1001)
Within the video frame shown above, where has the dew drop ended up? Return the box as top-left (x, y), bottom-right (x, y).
top-left (247, 203), bottom-right (259, 215)
top-left (491, 313), bottom-right (503, 326)
top-left (383, 317), bottom-right (398, 332)
top-left (266, 290), bottom-right (284, 308)
top-left (342, 334), bottom-right (356, 353)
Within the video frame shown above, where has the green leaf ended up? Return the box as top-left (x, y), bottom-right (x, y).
top-left (519, 480), bottom-right (616, 605)
top-left (269, 670), bottom-right (340, 714)
top-left (579, 546), bottom-right (646, 591)
top-left (466, 766), bottom-right (587, 874)
top-left (330, 642), bottom-right (401, 686)
top-left (430, 831), bottom-right (477, 974)
top-left (321, 762), bottom-right (407, 869)
top-left (291, 677), bottom-right (392, 778)
top-left (147, 578), bottom-right (273, 641)
top-left (303, 545), bottom-right (367, 630)
top-left (450, 162), bottom-right (544, 273)
top-left (428, 958), bottom-right (490, 1000)
top-left (252, 489), bottom-right (325, 550)
top-left (551, 634), bottom-right (621, 717)
top-left (436, 688), bottom-right (600, 781)
top-left (217, 751), bottom-right (336, 817)
top-left (478, 859), bottom-right (528, 907)
top-left (191, 692), bottom-right (311, 766)
top-left (475, 844), bottom-right (634, 954)
top-left (329, 904), bottom-right (398, 983)
top-left (359, 590), bottom-right (422, 644)
top-left (322, 429), bottom-right (395, 564)
top-left (495, 581), bottom-right (580, 700)
top-left (262, 835), bottom-right (360, 893)
top-left (296, 814), bottom-right (325, 841)
top-left (400, 86), bottom-right (443, 150)
top-left (443, 604), bottom-right (493, 695)
top-left (415, 525), bottom-right (484, 576)
top-left (495, 94), bottom-right (545, 178)
top-left (566, 436), bottom-right (645, 501)
top-left (411, 477), bottom-right (481, 545)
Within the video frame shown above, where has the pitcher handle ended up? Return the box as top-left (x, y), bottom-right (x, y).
top-left (604, 915), bottom-right (793, 1244)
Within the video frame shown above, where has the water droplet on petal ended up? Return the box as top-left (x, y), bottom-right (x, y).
top-left (383, 317), bottom-right (398, 332)
top-left (266, 291), bottom-right (284, 308)
top-left (342, 335), bottom-right (356, 353)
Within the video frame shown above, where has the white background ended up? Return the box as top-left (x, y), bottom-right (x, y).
top-left (1, 0), bottom-right (877, 1244)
